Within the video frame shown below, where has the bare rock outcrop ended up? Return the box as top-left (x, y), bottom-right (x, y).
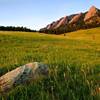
top-left (69, 13), bottom-right (82, 24)
top-left (46, 24), bottom-right (52, 30)
top-left (84, 6), bottom-right (98, 21)
top-left (0, 62), bottom-right (48, 92)
top-left (54, 16), bottom-right (68, 29)
top-left (45, 16), bottom-right (68, 30)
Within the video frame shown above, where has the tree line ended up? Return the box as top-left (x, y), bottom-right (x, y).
top-left (0, 26), bottom-right (36, 32)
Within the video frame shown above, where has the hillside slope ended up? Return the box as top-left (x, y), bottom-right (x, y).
top-left (40, 6), bottom-right (100, 34)
top-left (66, 27), bottom-right (100, 41)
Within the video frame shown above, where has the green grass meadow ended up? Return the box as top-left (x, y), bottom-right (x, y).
top-left (0, 27), bottom-right (100, 100)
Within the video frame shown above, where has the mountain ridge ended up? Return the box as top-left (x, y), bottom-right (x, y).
top-left (40, 6), bottom-right (100, 34)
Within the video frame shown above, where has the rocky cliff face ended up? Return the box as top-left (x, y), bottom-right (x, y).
top-left (54, 16), bottom-right (68, 29)
top-left (45, 16), bottom-right (68, 30)
top-left (84, 6), bottom-right (98, 21)
top-left (69, 13), bottom-right (82, 24)
top-left (40, 6), bottom-right (100, 34)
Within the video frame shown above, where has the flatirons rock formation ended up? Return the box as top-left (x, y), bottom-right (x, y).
top-left (84, 6), bottom-right (98, 21)
top-left (40, 6), bottom-right (100, 34)
top-left (0, 62), bottom-right (48, 92)
top-left (54, 16), bottom-right (68, 29)
top-left (69, 13), bottom-right (82, 24)
top-left (46, 16), bottom-right (68, 30)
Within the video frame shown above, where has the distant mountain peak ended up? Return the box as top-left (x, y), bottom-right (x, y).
top-left (90, 5), bottom-right (97, 9)
top-left (84, 6), bottom-right (98, 21)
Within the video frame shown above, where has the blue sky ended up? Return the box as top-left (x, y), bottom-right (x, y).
top-left (0, 0), bottom-right (100, 30)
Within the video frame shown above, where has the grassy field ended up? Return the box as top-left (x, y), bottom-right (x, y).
top-left (0, 27), bottom-right (100, 100)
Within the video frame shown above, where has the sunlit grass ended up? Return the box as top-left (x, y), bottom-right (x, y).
top-left (0, 27), bottom-right (100, 100)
